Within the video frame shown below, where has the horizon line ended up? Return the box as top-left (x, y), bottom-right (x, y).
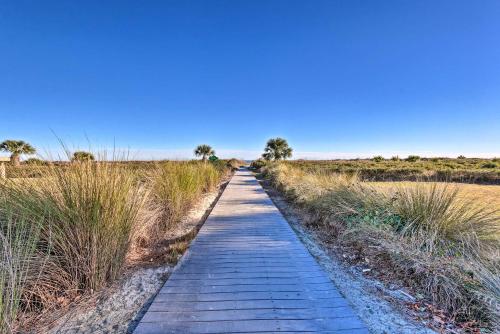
top-left (1, 148), bottom-right (498, 161)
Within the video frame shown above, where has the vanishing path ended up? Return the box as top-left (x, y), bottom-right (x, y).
top-left (134, 168), bottom-right (368, 334)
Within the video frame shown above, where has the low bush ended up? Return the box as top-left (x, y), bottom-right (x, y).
top-left (250, 158), bottom-right (266, 170)
top-left (372, 156), bottom-right (384, 162)
top-left (406, 155), bottom-right (421, 162)
top-left (23, 158), bottom-right (47, 165)
top-left (225, 158), bottom-right (243, 170)
top-left (482, 162), bottom-right (497, 169)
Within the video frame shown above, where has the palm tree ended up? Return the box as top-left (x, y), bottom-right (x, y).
top-left (0, 140), bottom-right (36, 166)
top-left (262, 138), bottom-right (292, 161)
top-left (71, 151), bottom-right (95, 162)
top-left (194, 145), bottom-right (215, 161)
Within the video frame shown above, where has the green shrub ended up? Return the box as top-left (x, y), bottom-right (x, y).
top-left (71, 151), bottom-right (95, 162)
top-left (225, 158), bottom-right (242, 170)
top-left (372, 156), bottom-right (384, 162)
top-left (391, 156), bottom-right (400, 161)
top-left (457, 155), bottom-right (466, 159)
top-left (406, 155), bottom-right (420, 162)
top-left (23, 158), bottom-right (47, 165)
top-left (250, 159), bottom-right (267, 170)
top-left (482, 162), bottom-right (497, 169)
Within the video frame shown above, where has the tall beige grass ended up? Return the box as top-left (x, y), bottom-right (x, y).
top-left (0, 158), bottom-right (147, 311)
top-left (0, 156), bottom-right (232, 330)
top-left (150, 161), bottom-right (225, 230)
top-left (264, 163), bottom-right (500, 329)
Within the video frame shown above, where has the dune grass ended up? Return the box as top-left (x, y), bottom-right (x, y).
top-left (134, 161), bottom-right (229, 246)
top-left (1, 159), bottom-right (147, 309)
top-left (0, 157), bottom-right (231, 331)
top-left (151, 161), bottom-right (223, 227)
top-left (263, 163), bottom-right (500, 330)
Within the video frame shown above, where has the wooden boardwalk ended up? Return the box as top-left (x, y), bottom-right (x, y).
top-left (134, 169), bottom-right (368, 333)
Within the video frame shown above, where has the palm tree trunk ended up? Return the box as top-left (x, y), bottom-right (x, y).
top-left (0, 163), bottom-right (5, 179)
top-left (10, 154), bottom-right (20, 167)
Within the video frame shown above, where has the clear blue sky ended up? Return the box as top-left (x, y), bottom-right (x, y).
top-left (1, 0), bottom-right (499, 159)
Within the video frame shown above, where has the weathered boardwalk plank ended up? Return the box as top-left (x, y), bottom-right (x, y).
top-left (134, 169), bottom-right (368, 334)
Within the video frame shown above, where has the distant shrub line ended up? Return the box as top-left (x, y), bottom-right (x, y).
top-left (282, 158), bottom-right (500, 185)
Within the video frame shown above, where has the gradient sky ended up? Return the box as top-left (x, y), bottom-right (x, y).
top-left (1, 0), bottom-right (499, 159)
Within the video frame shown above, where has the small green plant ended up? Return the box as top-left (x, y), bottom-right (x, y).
top-left (391, 156), bottom-right (400, 161)
top-left (208, 155), bottom-right (219, 162)
top-left (406, 155), bottom-right (420, 162)
top-left (457, 155), bottom-right (466, 159)
top-left (372, 156), bottom-right (384, 162)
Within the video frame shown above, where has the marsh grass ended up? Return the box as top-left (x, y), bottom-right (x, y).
top-left (264, 163), bottom-right (500, 329)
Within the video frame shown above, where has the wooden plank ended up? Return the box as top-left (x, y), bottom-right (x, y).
top-left (141, 307), bottom-right (358, 322)
top-left (134, 318), bottom-right (367, 333)
top-left (159, 283), bottom-right (338, 294)
top-left (163, 278), bottom-right (332, 287)
top-left (153, 290), bottom-right (341, 302)
top-left (147, 299), bottom-right (351, 312)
